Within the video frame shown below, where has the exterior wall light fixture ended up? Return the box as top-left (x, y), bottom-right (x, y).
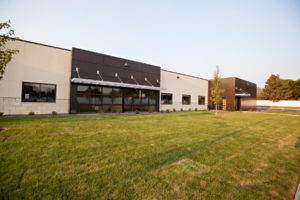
top-left (145, 77), bottom-right (153, 86)
top-left (131, 75), bottom-right (139, 85)
top-left (115, 73), bottom-right (123, 83)
top-left (96, 70), bottom-right (103, 81)
top-left (75, 67), bottom-right (80, 78)
top-left (124, 63), bottom-right (128, 67)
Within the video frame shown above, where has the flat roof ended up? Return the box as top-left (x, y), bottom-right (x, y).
top-left (161, 69), bottom-right (208, 81)
top-left (208, 77), bottom-right (256, 85)
top-left (15, 38), bottom-right (71, 51)
top-left (15, 38), bottom-right (208, 80)
top-left (72, 47), bottom-right (160, 69)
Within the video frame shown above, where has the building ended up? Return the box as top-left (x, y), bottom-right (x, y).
top-left (208, 77), bottom-right (256, 111)
top-left (160, 70), bottom-right (208, 111)
top-left (0, 39), bottom-right (209, 115)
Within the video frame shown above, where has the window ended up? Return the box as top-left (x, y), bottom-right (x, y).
top-left (182, 95), bottom-right (191, 105)
top-left (198, 96), bottom-right (205, 105)
top-left (22, 82), bottom-right (56, 102)
top-left (161, 93), bottom-right (172, 104)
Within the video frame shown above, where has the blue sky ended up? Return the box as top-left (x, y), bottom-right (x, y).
top-left (1, 0), bottom-right (299, 87)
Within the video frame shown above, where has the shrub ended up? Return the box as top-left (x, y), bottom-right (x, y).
top-left (28, 112), bottom-right (35, 116)
top-left (148, 108), bottom-right (153, 113)
top-left (136, 109), bottom-right (140, 114)
top-left (71, 109), bottom-right (77, 114)
top-left (195, 108), bottom-right (198, 111)
top-left (52, 111), bottom-right (57, 115)
top-left (166, 109), bottom-right (170, 113)
top-left (161, 110), bottom-right (165, 113)
top-left (180, 108), bottom-right (183, 112)
top-left (0, 112), bottom-right (3, 116)
top-left (188, 108), bottom-right (191, 111)
top-left (99, 109), bottom-right (105, 113)
top-left (173, 108), bottom-right (176, 112)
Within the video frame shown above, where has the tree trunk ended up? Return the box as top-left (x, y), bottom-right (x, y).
top-left (215, 103), bottom-right (218, 115)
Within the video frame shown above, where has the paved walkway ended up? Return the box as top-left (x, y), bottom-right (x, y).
top-left (295, 180), bottom-right (300, 200)
top-left (244, 111), bottom-right (300, 117)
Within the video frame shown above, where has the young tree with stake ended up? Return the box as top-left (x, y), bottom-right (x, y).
top-left (210, 66), bottom-right (224, 115)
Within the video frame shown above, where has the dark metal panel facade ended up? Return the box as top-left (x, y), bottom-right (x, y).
top-left (208, 77), bottom-right (256, 111)
top-left (69, 48), bottom-right (161, 113)
top-left (235, 78), bottom-right (256, 110)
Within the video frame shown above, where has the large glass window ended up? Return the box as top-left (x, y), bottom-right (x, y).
top-left (198, 96), bottom-right (205, 105)
top-left (141, 90), bottom-right (149, 105)
top-left (161, 93), bottom-right (172, 104)
top-left (133, 90), bottom-right (140, 105)
top-left (22, 82), bottom-right (56, 102)
top-left (112, 88), bottom-right (122, 105)
top-left (149, 91), bottom-right (156, 105)
top-left (182, 95), bottom-right (191, 105)
top-left (76, 85), bottom-right (157, 112)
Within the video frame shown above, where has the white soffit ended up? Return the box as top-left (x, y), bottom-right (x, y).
top-left (235, 93), bottom-right (251, 97)
top-left (71, 78), bottom-right (166, 91)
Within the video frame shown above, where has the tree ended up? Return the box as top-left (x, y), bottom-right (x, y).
top-left (289, 79), bottom-right (300, 100)
top-left (280, 79), bottom-right (292, 100)
top-left (210, 66), bottom-right (224, 115)
top-left (0, 20), bottom-right (19, 80)
top-left (262, 74), bottom-right (292, 101)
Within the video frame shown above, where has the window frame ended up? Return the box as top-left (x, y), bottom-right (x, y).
top-left (182, 94), bottom-right (191, 105)
top-left (198, 96), bottom-right (205, 105)
top-left (161, 93), bottom-right (173, 105)
top-left (21, 82), bottom-right (57, 103)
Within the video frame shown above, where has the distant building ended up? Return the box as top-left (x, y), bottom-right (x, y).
top-left (208, 77), bottom-right (256, 111)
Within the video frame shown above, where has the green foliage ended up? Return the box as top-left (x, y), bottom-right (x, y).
top-left (51, 111), bottom-right (57, 115)
top-left (195, 108), bottom-right (198, 111)
top-left (135, 109), bottom-right (139, 114)
top-left (180, 108), bottom-right (183, 112)
top-left (0, 112), bottom-right (3, 116)
top-left (166, 109), bottom-right (170, 113)
top-left (28, 112), bottom-right (34, 116)
top-left (173, 108), bottom-right (176, 112)
top-left (288, 79), bottom-right (300, 100)
top-left (0, 20), bottom-right (19, 80)
top-left (210, 66), bottom-right (224, 114)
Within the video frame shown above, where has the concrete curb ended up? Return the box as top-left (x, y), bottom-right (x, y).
top-left (295, 180), bottom-right (300, 200)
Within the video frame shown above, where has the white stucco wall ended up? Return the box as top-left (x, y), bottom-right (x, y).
top-left (160, 70), bottom-right (208, 111)
top-left (0, 40), bottom-right (71, 115)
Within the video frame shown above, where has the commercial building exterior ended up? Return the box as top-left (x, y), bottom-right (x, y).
top-left (0, 39), bottom-right (210, 115)
top-left (208, 77), bottom-right (257, 111)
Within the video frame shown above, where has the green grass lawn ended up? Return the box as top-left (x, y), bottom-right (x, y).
top-left (0, 112), bottom-right (300, 199)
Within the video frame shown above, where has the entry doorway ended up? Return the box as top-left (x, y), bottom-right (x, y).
top-left (222, 98), bottom-right (227, 111)
top-left (235, 97), bottom-right (241, 111)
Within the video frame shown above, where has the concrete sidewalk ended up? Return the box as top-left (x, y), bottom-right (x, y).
top-left (295, 180), bottom-right (300, 200)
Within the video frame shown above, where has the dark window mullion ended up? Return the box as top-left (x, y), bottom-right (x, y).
top-left (38, 83), bottom-right (41, 102)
